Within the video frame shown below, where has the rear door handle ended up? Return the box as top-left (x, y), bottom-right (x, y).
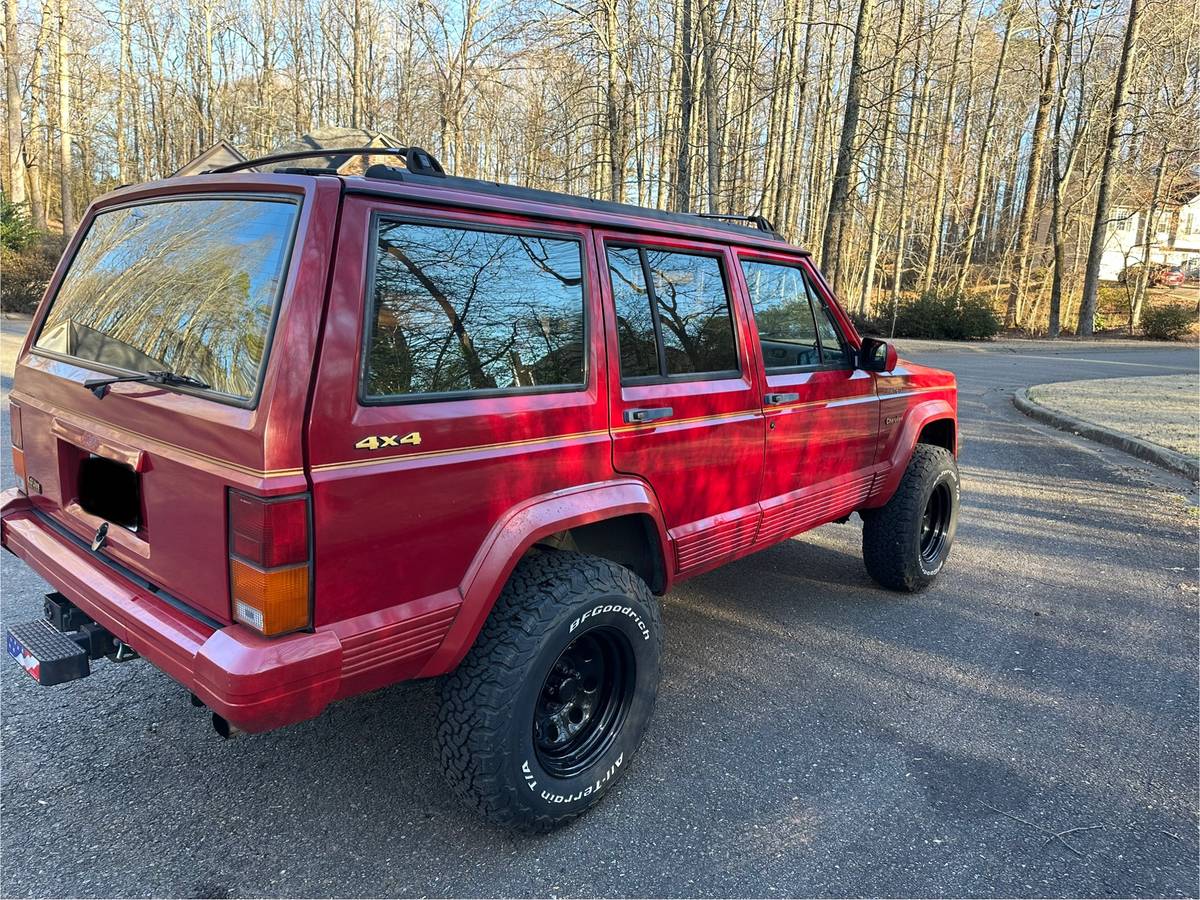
top-left (764, 392), bottom-right (799, 406)
top-left (623, 406), bottom-right (674, 424)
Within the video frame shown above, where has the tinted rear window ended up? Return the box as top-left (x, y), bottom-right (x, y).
top-left (35, 196), bottom-right (299, 401)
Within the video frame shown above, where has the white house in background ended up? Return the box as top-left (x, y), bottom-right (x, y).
top-left (1099, 184), bottom-right (1200, 281)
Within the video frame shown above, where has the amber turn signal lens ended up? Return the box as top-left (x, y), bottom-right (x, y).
top-left (11, 448), bottom-right (26, 494)
top-left (230, 557), bottom-right (310, 636)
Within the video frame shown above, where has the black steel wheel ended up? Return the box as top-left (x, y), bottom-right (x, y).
top-left (437, 550), bottom-right (662, 831)
top-left (862, 443), bottom-right (960, 592)
top-left (534, 627), bottom-right (635, 778)
top-left (919, 481), bottom-right (953, 567)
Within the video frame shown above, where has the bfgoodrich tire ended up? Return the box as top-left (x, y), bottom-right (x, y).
top-left (437, 550), bottom-right (662, 831)
top-left (862, 444), bottom-right (960, 592)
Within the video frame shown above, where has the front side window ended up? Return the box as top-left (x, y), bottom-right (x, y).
top-left (364, 220), bottom-right (586, 399)
top-left (35, 196), bottom-right (299, 400)
top-left (606, 245), bottom-right (739, 380)
top-left (741, 259), bottom-right (850, 370)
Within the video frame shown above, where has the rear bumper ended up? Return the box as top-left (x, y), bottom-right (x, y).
top-left (0, 489), bottom-right (342, 732)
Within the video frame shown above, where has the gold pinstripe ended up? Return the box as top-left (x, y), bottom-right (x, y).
top-left (9, 392), bottom-right (304, 479)
top-left (311, 427), bottom-right (612, 473)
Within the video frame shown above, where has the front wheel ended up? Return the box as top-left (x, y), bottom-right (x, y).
top-left (861, 444), bottom-right (960, 592)
top-left (437, 550), bottom-right (662, 831)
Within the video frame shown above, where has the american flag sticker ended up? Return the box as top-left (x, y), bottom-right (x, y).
top-left (6, 633), bottom-right (41, 683)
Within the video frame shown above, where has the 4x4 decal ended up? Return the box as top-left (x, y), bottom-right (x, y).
top-left (355, 432), bottom-right (421, 451)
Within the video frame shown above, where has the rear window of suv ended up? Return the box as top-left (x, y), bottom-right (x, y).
top-left (34, 195), bottom-right (299, 402)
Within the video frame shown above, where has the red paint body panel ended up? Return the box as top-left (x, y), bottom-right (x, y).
top-left (1, 171), bottom-right (958, 733)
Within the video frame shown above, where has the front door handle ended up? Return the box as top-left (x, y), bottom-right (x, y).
top-left (764, 392), bottom-right (799, 406)
top-left (623, 406), bottom-right (674, 424)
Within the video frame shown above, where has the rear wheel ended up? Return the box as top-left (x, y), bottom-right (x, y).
top-left (862, 444), bottom-right (959, 592)
top-left (437, 550), bottom-right (661, 831)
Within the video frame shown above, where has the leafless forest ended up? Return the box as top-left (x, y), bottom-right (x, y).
top-left (2, 0), bottom-right (1198, 334)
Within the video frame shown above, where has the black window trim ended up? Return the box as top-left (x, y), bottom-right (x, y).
top-left (358, 211), bottom-right (592, 407)
top-left (605, 240), bottom-right (743, 387)
top-left (29, 191), bottom-right (303, 410)
top-left (738, 255), bottom-right (854, 375)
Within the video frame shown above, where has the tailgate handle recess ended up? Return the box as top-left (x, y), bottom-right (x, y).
top-left (51, 419), bottom-right (148, 472)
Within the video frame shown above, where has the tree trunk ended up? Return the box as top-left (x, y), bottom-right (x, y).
top-left (821, 0), bottom-right (876, 286)
top-left (953, 6), bottom-right (1014, 299)
top-left (917, 1), bottom-right (966, 295)
top-left (26, 2), bottom-right (46, 228)
top-left (1006, 4), bottom-right (1067, 328)
top-left (4, 0), bottom-right (28, 206)
top-left (603, 0), bottom-right (621, 201)
top-left (891, 15), bottom-right (929, 314)
top-left (860, 0), bottom-right (906, 314)
top-left (699, 0), bottom-right (719, 212)
top-left (1077, 0), bottom-right (1143, 336)
top-left (55, 0), bottom-right (73, 233)
top-left (1130, 145), bottom-right (1167, 331)
top-left (672, 0), bottom-right (694, 212)
top-left (115, 0), bottom-right (127, 183)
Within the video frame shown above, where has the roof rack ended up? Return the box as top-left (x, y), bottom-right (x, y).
top-left (694, 213), bottom-right (778, 235)
top-left (206, 146), bottom-right (446, 177)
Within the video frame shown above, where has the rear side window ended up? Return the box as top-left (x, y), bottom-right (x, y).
top-left (741, 259), bottom-right (850, 370)
top-left (364, 220), bottom-right (586, 400)
top-left (606, 245), bottom-right (739, 380)
top-left (35, 196), bottom-right (298, 401)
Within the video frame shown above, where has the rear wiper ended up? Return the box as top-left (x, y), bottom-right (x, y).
top-left (83, 370), bottom-right (211, 399)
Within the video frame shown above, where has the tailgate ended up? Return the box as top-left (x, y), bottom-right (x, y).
top-left (8, 176), bottom-right (341, 624)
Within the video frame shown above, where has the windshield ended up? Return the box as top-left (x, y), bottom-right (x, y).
top-left (35, 195), bottom-right (299, 401)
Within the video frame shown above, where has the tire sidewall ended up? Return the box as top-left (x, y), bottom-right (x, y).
top-left (505, 592), bottom-right (660, 817)
top-left (913, 457), bottom-right (960, 579)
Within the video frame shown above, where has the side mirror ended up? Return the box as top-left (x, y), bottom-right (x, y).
top-left (859, 337), bottom-right (898, 372)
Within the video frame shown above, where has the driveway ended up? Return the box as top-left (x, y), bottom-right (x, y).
top-left (1, 343), bottom-right (1196, 898)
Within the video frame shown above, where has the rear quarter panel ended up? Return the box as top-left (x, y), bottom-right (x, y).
top-left (305, 197), bottom-right (615, 689)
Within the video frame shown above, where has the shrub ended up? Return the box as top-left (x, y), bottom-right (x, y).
top-left (848, 310), bottom-right (888, 336)
top-left (1, 231), bottom-right (65, 314)
top-left (1141, 304), bottom-right (1196, 341)
top-left (0, 197), bottom-right (37, 252)
top-left (889, 293), bottom-right (1001, 341)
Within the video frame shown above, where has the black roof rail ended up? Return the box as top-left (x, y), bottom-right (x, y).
top-left (206, 146), bottom-right (446, 177)
top-left (694, 213), bottom-right (778, 235)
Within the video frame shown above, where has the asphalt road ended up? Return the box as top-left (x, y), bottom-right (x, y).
top-left (1, 342), bottom-right (1197, 898)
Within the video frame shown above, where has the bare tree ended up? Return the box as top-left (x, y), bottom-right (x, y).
top-left (1077, 0), bottom-right (1145, 336)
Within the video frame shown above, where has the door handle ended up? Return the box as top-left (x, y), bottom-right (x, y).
top-left (623, 406), bottom-right (674, 424)
top-left (764, 392), bottom-right (799, 406)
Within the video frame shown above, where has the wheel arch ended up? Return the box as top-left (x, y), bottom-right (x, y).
top-left (863, 399), bottom-right (958, 509)
top-left (417, 479), bottom-right (671, 677)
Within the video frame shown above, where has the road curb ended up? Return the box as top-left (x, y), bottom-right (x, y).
top-left (1013, 387), bottom-right (1198, 481)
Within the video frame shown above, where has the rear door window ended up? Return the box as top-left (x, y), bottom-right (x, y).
top-left (606, 245), bottom-right (739, 380)
top-left (363, 219), bottom-right (587, 401)
top-left (35, 196), bottom-right (299, 402)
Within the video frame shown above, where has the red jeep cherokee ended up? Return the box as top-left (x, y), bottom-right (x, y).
top-left (2, 147), bottom-right (959, 830)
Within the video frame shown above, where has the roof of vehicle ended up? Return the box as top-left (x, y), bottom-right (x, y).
top-left (337, 166), bottom-right (798, 251)
top-left (193, 145), bottom-right (801, 252)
